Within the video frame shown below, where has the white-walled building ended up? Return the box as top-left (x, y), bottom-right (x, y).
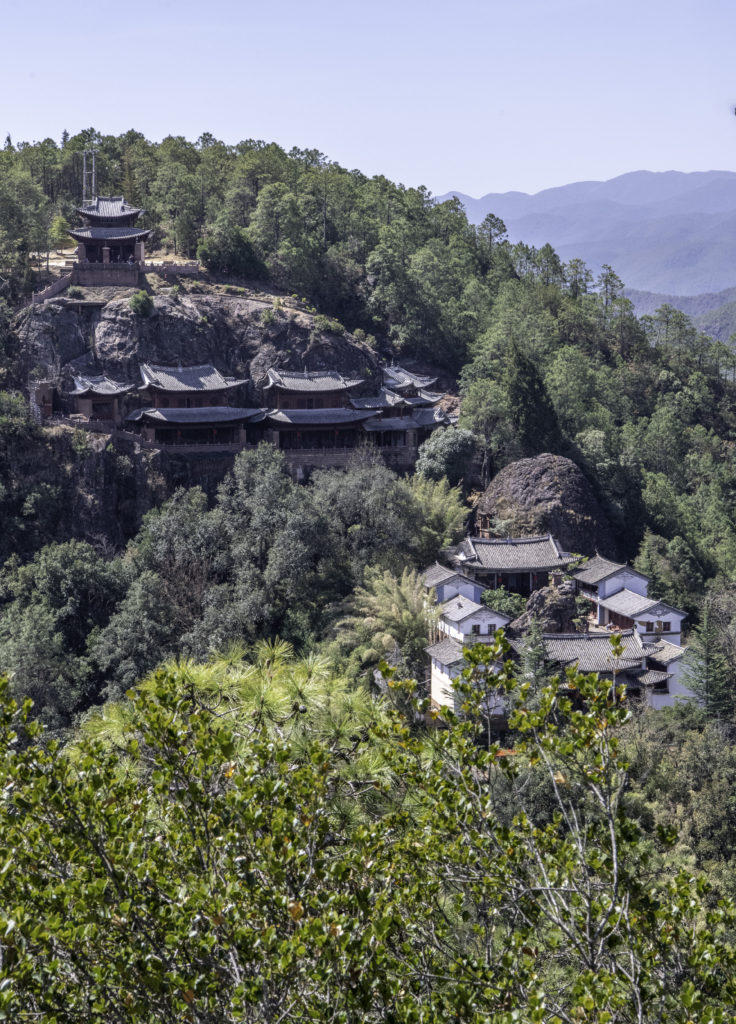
top-left (571, 555), bottom-right (687, 646)
top-left (438, 594), bottom-right (511, 642)
top-left (426, 636), bottom-right (506, 715)
top-left (422, 563), bottom-right (483, 605)
top-left (427, 595), bottom-right (511, 713)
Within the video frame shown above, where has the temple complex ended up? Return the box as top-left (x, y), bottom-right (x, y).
top-left (67, 197), bottom-right (151, 265)
top-left (57, 361), bottom-right (449, 470)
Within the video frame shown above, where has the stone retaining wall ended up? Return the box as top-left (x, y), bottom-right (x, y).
top-left (32, 273), bottom-right (73, 305)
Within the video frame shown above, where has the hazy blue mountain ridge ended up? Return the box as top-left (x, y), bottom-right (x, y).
top-left (439, 170), bottom-right (736, 295)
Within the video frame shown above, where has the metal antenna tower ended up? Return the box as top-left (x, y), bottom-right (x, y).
top-left (82, 149), bottom-right (98, 203)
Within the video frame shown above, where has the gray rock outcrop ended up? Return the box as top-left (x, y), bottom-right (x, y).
top-left (15, 287), bottom-right (381, 397)
top-left (511, 584), bottom-right (579, 634)
top-left (478, 453), bottom-right (616, 557)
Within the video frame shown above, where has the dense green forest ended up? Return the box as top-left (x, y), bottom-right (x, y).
top-left (4, 130), bottom-right (736, 1018)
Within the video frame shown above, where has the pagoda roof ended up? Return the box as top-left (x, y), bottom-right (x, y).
top-left (139, 364), bottom-right (246, 392)
top-left (75, 196), bottom-right (144, 219)
top-left (264, 368), bottom-right (363, 392)
top-left (127, 407), bottom-right (265, 425)
top-left (70, 373), bottom-right (133, 397)
top-left (266, 408), bottom-right (375, 426)
top-left (68, 226), bottom-right (152, 243)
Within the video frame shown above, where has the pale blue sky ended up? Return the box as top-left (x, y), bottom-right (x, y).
top-left (3, 0), bottom-right (736, 197)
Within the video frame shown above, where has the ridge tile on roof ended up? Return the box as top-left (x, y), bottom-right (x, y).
top-left (139, 363), bottom-right (245, 392)
top-left (454, 535), bottom-right (574, 572)
top-left (71, 373), bottom-right (132, 396)
top-left (265, 368), bottom-right (363, 391)
top-left (571, 554), bottom-right (643, 586)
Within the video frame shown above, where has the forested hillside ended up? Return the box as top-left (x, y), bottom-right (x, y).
top-left (4, 130), bottom-right (736, 1019)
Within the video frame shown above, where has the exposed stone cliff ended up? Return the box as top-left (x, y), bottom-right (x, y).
top-left (478, 453), bottom-right (616, 557)
top-left (14, 280), bottom-right (381, 398)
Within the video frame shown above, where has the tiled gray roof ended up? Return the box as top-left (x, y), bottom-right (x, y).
top-left (266, 408), bottom-right (375, 426)
top-left (362, 416), bottom-right (412, 431)
top-left (637, 669), bottom-right (671, 687)
top-left (68, 226), bottom-right (152, 241)
top-left (76, 196), bottom-right (143, 219)
top-left (127, 407), bottom-right (264, 424)
top-left (426, 637), bottom-right (465, 666)
top-left (402, 392), bottom-right (442, 408)
top-left (598, 589), bottom-right (686, 621)
top-left (350, 388), bottom-right (404, 410)
top-left (412, 407), bottom-right (448, 427)
top-left (422, 563), bottom-right (468, 588)
top-left (265, 368), bottom-right (363, 391)
top-left (571, 554), bottom-right (642, 586)
top-left (541, 630), bottom-right (646, 673)
top-left (650, 640), bottom-right (686, 666)
top-left (383, 365), bottom-right (438, 390)
top-left (71, 374), bottom-right (132, 396)
top-left (139, 364), bottom-right (245, 392)
top-left (441, 594), bottom-right (512, 625)
top-left (455, 535), bottom-right (573, 573)
top-left (440, 594), bottom-right (484, 622)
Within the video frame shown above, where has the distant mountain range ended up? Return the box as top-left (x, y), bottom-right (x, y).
top-left (438, 170), bottom-right (736, 298)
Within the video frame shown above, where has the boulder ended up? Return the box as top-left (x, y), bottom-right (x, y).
top-left (511, 584), bottom-right (579, 634)
top-left (478, 453), bottom-right (615, 557)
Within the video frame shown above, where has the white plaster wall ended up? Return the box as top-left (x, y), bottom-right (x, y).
top-left (438, 609), bottom-right (505, 641)
top-left (437, 579), bottom-right (483, 604)
top-left (430, 659), bottom-right (460, 709)
top-left (648, 656), bottom-right (697, 709)
top-left (639, 613), bottom-right (685, 647)
top-left (599, 570), bottom-right (648, 599)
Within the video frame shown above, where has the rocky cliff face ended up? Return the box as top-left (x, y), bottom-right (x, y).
top-left (478, 453), bottom-right (616, 557)
top-left (14, 282), bottom-right (381, 398)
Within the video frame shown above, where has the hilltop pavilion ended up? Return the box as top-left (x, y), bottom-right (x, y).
top-left (68, 196), bottom-right (152, 264)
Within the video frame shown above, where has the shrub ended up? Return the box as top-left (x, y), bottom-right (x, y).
top-left (129, 290), bottom-right (153, 317)
top-left (66, 286), bottom-right (83, 299)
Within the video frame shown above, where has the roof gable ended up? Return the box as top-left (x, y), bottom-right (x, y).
top-left (572, 554), bottom-right (647, 587)
top-left (422, 563), bottom-right (478, 589)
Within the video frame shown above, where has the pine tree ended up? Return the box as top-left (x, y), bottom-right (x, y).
top-left (504, 343), bottom-right (562, 455)
top-left (684, 596), bottom-right (736, 719)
